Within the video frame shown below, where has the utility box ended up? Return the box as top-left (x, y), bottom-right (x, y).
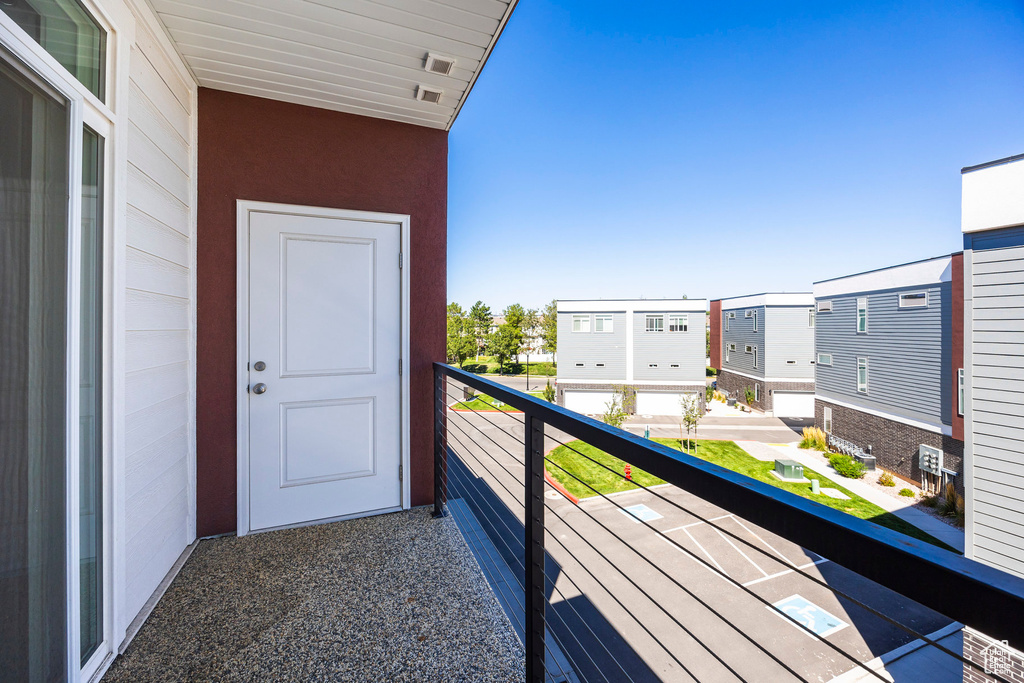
top-left (774, 459), bottom-right (805, 481)
top-left (919, 445), bottom-right (943, 475)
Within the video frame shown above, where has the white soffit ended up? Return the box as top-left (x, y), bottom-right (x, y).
top-left (558, 299), bottom-right (708, 313)
top-left (147, 0), bottom-right (516, 130)
top-left (813, 256), bottom-right (952, 298)
top-left (719, 293), bottom-right (813, 310)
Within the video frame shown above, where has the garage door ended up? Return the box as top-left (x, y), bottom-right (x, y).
top-left (773, 392), bottom-right (815, 418)
top-left (563, 391), bottom-right (615, 415)
top-left (635, 392), bottom-right (695, 416)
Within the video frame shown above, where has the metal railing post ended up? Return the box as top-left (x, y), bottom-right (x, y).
top-left (524, 411), bottom-right (546, 683)
top-left (433, 366), bottom-right (447, 518)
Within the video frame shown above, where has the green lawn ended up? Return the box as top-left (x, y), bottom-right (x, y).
top-left (457, 360), bottom-right (557, 376)
top-left (451, 392), bottom-right (546, 413)
top-left (545, 438), bottom-right (952, 550)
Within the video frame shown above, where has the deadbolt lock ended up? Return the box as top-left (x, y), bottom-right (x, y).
top-left (254, 361), bottom-right (267, 372)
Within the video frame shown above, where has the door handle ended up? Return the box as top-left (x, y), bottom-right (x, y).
top-left (252, 383), bottom-right (268, 395)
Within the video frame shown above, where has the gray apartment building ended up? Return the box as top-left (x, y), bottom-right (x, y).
top-left (709, 293), bottom-right (816, 417)
top-left (960, 153), bottom-right (1024, 678)
top-left (812, 255), bottom-right (965, 490)
top-left (555, 299), bottom-right (707, 416)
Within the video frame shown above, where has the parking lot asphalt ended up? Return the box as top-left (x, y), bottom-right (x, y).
top-left (441, 404), bottom-right (963, 683)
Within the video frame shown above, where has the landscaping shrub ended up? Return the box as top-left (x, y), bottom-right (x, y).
top-left (542, 380), bottom-right (556, 403)
top-left (705, 386), bottom-right (714, 402)
top-left (828, 453), bottom-right (867, 479)
top-left (744, 387), bottom-right (755, 405)
top-left (705, 367), bottom-right (718, 376)
top-left (878, 471), bottom-right (896, 487)
top-left (798, 427), bottom-right (829, 451)
top-left (939, 482), bottom-right (966, 526)
top-left (921, 494), bottom-right (940, 508)
top-left (899, 488), bottom-right (915, 497)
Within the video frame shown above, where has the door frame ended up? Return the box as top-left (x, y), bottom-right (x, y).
top-left (235, 200), bottom-right (411, 537)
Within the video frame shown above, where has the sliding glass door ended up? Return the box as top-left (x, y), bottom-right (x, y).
top-left (0, 52), bottom-right (71, 683)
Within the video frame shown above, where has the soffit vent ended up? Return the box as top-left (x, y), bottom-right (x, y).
top-left (416, 85), bottom-right (443, 104)
top-left (425, 53), bottom-right (456, 76)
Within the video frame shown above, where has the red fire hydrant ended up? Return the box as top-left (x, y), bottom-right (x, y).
top-left (625, 464), bottom-right (632, 480)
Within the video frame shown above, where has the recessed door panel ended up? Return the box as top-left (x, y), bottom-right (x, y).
top-left (281, 398), bottom-right (375, 486)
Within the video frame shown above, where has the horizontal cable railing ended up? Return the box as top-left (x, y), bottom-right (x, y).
top-left (434, 363), bottom-right (1024, 683)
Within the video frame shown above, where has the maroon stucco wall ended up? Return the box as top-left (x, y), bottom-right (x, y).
top-left (709, 300), bottom-right (722, 370)
top-left (196, 89), bottom-right (448, 537)
top-left (951, 251), bottom-right (964, 442)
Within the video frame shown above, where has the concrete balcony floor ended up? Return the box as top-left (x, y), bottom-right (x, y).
top-left (103, 508), bottom-right (524, 682)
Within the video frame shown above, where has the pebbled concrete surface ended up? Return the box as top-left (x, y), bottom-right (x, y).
top-left (103, 508), bottom-right (524, 683)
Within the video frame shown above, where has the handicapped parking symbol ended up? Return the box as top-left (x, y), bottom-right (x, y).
top-left (772, 595), bottom-right (848, 638)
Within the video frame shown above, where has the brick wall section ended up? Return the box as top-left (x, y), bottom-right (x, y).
top-left (556, 382), bottom-right (705, 414)
top-left (814, 399), bottom-right (964, 488)
top-left (710, 300), bottom-right (722, 369)
top-left (963, 627), bottom-right (1024, 682)
top-left (717, 370), bottom-right (812, 413)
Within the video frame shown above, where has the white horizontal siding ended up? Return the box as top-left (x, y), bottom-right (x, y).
top-left (123, 20), bottom-right (195, 628)
top-left (969, 245), bottom-right (1024, 578)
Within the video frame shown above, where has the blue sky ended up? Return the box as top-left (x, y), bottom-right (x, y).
top-left (447, 1), bottom-right (1024, 312)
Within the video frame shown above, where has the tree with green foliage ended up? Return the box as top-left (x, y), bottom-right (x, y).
top-left (488, 322), bottom-right (524, 374)
top-left (542, 380), bottom-right (556, 403)
top-left (503, 303), bottom-right (526, 330)
top-left (601, 391), bottom-right (629, 428)
top-left (468, 301), bottom-right (492, 359)
top-left (540, 300), bottom-right (558, 355)
top-left (446, 303), bottom-right (475, 368)
top-left (680, 394), bottom-right (703, 453)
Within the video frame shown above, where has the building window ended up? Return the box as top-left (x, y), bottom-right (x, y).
top-left (572, 314), bottom-right (590, 333)
top-left (745, 310), bottom-right (753, 318)
top-left (594, 314), bottom-right (613, 333)
top-left (747, 310), bottom-right (758, 331)
top-left (754, 384), bottom-right (760, 401)
top-left (596, 363), bottom-right (605, 367)
top-left (646, 315), bottom-right (664, 332)
top-left (958, 368), bottom-right (965, 416)
top-left (899, 292), bottom-right (928, 308)
top-left (786, 360), bottom-right (796, 364)
top-left (824, 407), bottom-right (833, 433)
top-left (745, 345), bottom-right (753, 353)
top-left (668, 314), bottom-right (688, 332)
top-left (857, 357), bottom-right (868, 393)
top-left (753, 347), bottom-right (758, 368)
top-left (809, 308), bottom-right (815, 327)
top-left (725, 346), bottom-right (730, 361)
top-left (817, 353), bottom-right (832, 366)
top-left (575, 362), bottom-right (584, 367)
top-left (670, 363), bottom-right (679, 368)
top-left (648, 363), bottom-right (658, 368)
top-left (1, 0), bottom-right (107, 100)
top-left (726, 311), bottom-right (735, 331)
top-left (857, 298), bottom-right (868, 333)
top-left (817, 300), bottom-right (832, 312)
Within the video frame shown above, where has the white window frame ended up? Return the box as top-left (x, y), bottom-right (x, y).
top-left (754, 384), bottom-right (760, 401)
top-left (808, 308), bottom-right (815, 327)
top-left (745, 310), bottom-right (753, 318)
top-left (817, 353), bottom-right (832, 366)
top-left (594, 314), bottom-right (613, 333)
top-left (645, 315), bottom-right (664, 333)
top-left (753, 346), bottom-right (758, 369)
top-left (958, 368), bottom-right (964, 416)
top-left (752, 311), bottom-right (758, 331)
top-left (899, 291), bottom-right (929, 309)
top-left (857, 297), bottom-right (868, 333)
top-left (824, 407), bottom-right (833, 433)
top-left (726, 311), bottom-right (735, 331)
top-left (857, 357), bottom-right (869, 393)
top-left (572, 314), bottom-right (591, 333)
top-left (745, 345), bottom-right (753, 354)
top-left (0, 7), bottom-right (122, 681)
top-left (817, 300), bottom-right (832, 313)
top-left (668, 314), bottom-right (688, 332)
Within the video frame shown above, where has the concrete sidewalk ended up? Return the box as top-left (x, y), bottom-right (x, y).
top-left (766, 444), bottom-right (965, 553)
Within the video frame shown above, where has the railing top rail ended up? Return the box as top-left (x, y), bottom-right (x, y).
top-left (436, 362), bottom-right (1024, 649)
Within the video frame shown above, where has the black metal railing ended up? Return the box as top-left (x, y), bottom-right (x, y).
top-left (433, 363), bottom-right (1024, 683)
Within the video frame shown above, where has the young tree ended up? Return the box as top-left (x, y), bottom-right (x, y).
top-left (540, 299), bottom-right (558, 356)
top-left (446, 303), bottom-right (474, 368)
top-left (468, 301), bottom-right (492, 360)
top-left (488, 322), bottom-right (524, 374)
top-left (601, 391), bottom-right (629, 429)
top-left (679, 394), bottom-right (703, 453)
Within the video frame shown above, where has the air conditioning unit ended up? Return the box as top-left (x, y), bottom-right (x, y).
top-left (919, 444), bottom-right (943, 475)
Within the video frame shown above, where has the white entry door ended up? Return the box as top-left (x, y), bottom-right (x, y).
top-left (244, 205), bottom-right (404, 532)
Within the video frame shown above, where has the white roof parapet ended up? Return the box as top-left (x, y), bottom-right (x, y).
top-left (718, 293), bottom-right (814, 310)
top-left (813, 255), bottom-right (952, 298)
top-left (557, 299), bottom-right (707, 313)
top-left (962, 154), bottom-right (1024, 234)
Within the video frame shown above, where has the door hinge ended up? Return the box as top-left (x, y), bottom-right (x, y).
top-left (399, 464), bottom-right (403, 481)
top-left (399, 252), bottom-right (403, 269)
top-left (399, 359), bottom-right (402, 376)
